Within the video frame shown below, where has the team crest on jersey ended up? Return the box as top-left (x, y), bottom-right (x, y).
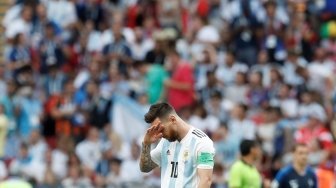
top-left (308, 179), bottom-right (314, 187)
top-left (183, 150), bottom-right (189, 162)
top-left (289, 180), bottom-right (298, 188)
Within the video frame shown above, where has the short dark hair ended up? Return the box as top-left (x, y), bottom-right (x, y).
top-left (133, 60), bottom-right (149, 69)
top-left (237, 103), bottom-right (248, 113)
top-left (144, 102), bottom-right (175, 123)
top-left (292, 143), bottom-right (308, 152)
top-left (109, 157), bottom-right (122, 165)
top-left (240, 139), bottom-right (258, 156)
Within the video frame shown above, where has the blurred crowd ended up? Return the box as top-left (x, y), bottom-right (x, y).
top-left (0, 0), bottom-right (336, 187)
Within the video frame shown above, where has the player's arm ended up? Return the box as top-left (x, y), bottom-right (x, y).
top-left (270, 168), bottom-right (286, 188)
top-left (197, 168), bottom-right (213, 188)
top-left (196, 139), bottom-right (215, 188)
top-left (139, 142), bottom-right (158, 172)
top-left (139, 121), bottom-right (163, 172)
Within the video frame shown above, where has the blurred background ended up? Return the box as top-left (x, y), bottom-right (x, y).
top-left (0, 0), bottom-right (335, 187)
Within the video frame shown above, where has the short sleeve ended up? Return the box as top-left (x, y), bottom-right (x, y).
top-left (228, 163), bottom-right (242, 188)
top-left (195, 139), bottom-right (215, 169)
top-left (150, 139), bottom-right (164, 166)
top-left (271, 167), bottom-right (287, 188)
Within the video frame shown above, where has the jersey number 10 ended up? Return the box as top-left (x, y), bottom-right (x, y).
top-left (170, 161), bottom-right (178, 178)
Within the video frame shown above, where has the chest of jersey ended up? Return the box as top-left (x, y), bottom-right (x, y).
top-left (286, 177), bottom-right (315, 188)
top-left (160, 138), bottom-right (198, 188)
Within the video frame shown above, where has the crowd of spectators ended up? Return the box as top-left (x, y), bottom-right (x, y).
top-left (0, 0), bottom-right (336, 187)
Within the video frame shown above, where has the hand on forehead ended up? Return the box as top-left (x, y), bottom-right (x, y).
top-left (151, 118), bottom-right (161, 126)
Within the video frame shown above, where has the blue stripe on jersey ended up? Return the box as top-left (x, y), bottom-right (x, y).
top-left (168, 143), bottom-right (182, 188)
top-left (161, 140), bottom-right (169, 180)
top-left (183, 137), bottom-right (197, 188)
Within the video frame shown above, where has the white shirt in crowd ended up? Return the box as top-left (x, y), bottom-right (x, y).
top-left (29, 140), bottom-right (47, 162)
top-left (130, 39), bottom-right (154, 61)
top-left (5, 17), bottom-right (32, 39)
top-left (189, 115), bottom-right (220, 133)
top-left (120, 158), bottom-right (144, 182)
top-left (216, 63), bottom-right (248, 85)
top-left (75, 140), bottom-right (102, 170)
top-left (0, 160), bottom-right (7, 181)
top-left (228, 118), bottom-right (256, 141)
top-left (46, 0), bottom-right (77, 28)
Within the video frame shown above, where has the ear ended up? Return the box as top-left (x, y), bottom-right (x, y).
top-left (169, 115), bottom-right (176, 123)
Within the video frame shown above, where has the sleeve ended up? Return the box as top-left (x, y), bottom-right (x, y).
top-left (150, 139), bottom-right (164, 166)
top-left (195, 138), bottom-right (215, 169)
top-left (271, 168), bottom-right (287, 188)
top-left (228, 163), bottom-right (242, 188)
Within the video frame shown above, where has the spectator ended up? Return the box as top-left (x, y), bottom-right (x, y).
top-left (189, 103), bottom-right (219, 134)
top-left (133, 61), bottom-right (168, 104)
top-left (9, 143), bottom-right (34, 180)
top-left (106, 157), bottom-right (123, 187)
top-left (0, 159), bottom-right (7, 181)
top-left (5, 5), bottom-right (33, 39)
top-left (46, 0), bottom-right (77, 29)
top-left (103, 16), bottom-right (132, 76)
top-left (198, 70), bottom-right (223, 103)
top-left (165, 49), bottom-right (195, 112)
top-left (204, 90), bottom-right (228, 123)
top-left (295, 106), bottom-right (333, 150)
top-left (282, 50), bottom-right (307, 86)
top-left (61, 165), bottom-right (93, 187)
top-left (213, 125), bottom-right (239, 168)
top-left (7, 33), bottom-right (32, 80)
top-left (75, 127), bottom-right (102, 171)
top-left (194, 46), bottom-right (218, 90)
top-left (224, 71), bottom-right (248, 104)
top-left (215, 51), bottom-right (248, 86)
top-left (120, 141), bottom-right (144, 185)
top-left (27, 130), bottom-right (47, 162)
top-left (0, 104), bottom-right (9, 157)
top-left (270, 84), bottom-right (298, 118)
top-left (256, 107), bottom-right (280, 157)
top-left (228, 103), bottom-right (256, 141)
top-left (144, 33), bottom-right (166, 65)
top-left (246, 71), bottom-right (269, 109)
top-left (130, 27), bottom-right (154, 61)
top-left (37, 22), bottom-right (64, 75)
top-left (212, 163), bottom-right (227, 188)
top-left (95, 146), bottom-right (113, 177)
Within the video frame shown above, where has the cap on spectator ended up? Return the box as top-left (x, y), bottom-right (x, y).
top-left (196, 26), bottom-right (220, 43)
top-left (307, 104), bottom-right (327, 123)
top-left (153, 30), bottom-right (166, 41)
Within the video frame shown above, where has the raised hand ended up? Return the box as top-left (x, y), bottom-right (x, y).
top-left (143, 120), bottom-right (164, 145)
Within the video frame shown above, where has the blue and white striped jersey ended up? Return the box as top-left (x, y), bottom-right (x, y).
top-left (150, 128), bottom-right (215, 188)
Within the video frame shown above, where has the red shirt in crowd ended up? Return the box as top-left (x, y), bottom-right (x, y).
top-left (295, 124), bottom-right (334, 150)
top-left (167, 63), bottom-right (195, 112)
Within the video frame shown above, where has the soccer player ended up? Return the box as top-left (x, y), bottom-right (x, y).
top-left (228, 139), bottom-right (261, 188)
top-left (271, 143), bottom-right (317, 188)
top-left (139, 102), bottom-right (215, 188)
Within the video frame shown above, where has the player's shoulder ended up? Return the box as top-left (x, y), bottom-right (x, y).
top-left (306, 166), bottom-right (317, 176)
top-left (190, 128), bottom-right (212, 142)
top-left (276, 165), bottom-right (293, 179)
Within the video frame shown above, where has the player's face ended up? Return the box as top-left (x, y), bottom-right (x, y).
top-left (294, 146), bottom-right (309, 166)
top-left (160, 116), bottom-right (179, 142)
